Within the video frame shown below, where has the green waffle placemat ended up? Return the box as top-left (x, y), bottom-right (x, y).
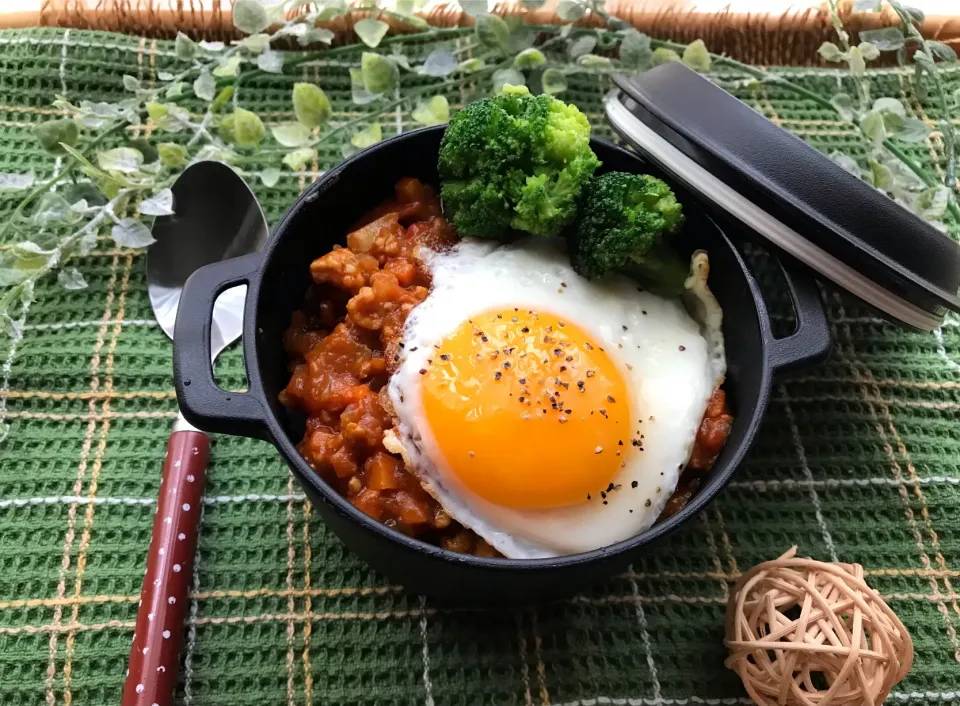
top-left (1, 25), bottom-right (960, 706)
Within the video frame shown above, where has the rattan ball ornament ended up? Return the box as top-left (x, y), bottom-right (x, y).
top-left (724, 547), bottom-right (913, 706)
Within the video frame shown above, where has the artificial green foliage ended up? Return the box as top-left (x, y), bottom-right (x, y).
top-left (0, 0), bottom-right (956, 341)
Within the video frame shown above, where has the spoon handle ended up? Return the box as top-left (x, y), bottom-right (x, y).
top-left (122, 430), bottom-right (209, 706)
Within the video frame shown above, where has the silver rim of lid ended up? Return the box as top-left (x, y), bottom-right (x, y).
top-left (606, 94), bottom-right (945, 332)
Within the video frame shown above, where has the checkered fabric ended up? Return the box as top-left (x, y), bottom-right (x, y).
top-left (1, 25), bottom-right (959, 706)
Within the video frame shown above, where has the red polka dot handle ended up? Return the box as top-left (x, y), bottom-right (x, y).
top-left (122, 430), bottom-right (209, 706)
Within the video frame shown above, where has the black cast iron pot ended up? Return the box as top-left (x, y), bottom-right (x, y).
top-left (173, 126), bottom-right (832, 601)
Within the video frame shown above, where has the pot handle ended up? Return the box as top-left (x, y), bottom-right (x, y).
top-left (767, 258), bottom-right (833, 374)
top-left (173, 252), bottom-right (270, 440)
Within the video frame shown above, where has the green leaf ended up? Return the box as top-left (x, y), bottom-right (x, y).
top-left (355, 18), bottom-right (389, 48)
top-left (928, 41), bottom-right (957, 62)
top-left (619, 29), bottom-right (652, 69)
top-left (157, 71), bottom-right (176, 81)
top-left (880, 109), bottom-right (904, 134)
top-left (297, 27), bottom-right (335, 46)
top-left (235, 33), bottom-right (271, 53)
top-left (351, 122), bottom-right (382, 149)
top-left (847, 45), bottom-right (866, 74)
top-left (412, 95), bottom-right (450, 125)
top-left (315, 0), bottom-right (348, 20)
top-left (57, 267), bottom-right (87, 291)
top-left (830, 152), bottom-right (861, 176)
top-left (213, 55), bottom-right (243, 78)
top-left (914, 50), bottom-right (935, 73)
top-left (199, 40), bottom-right (226, 52)
top-left (460, 0), bottom-right (488, 15)
top-left (858, 27), bottom-right (905, 51)
top-left (559, 24), bottom-right (574, 38)
top-left (389, 51), bottom-right (412, 71)
top-left (898, 116), bottom-right (932, 142)
top-left (520, 0), bottom-right (546, 7)
top-left (420, 48), bottom-right (458, 77)
top-left (193, 69), bottom-right (216, 101)
top-left (34, 119), bottom-right (79, 155)
top-left (30, 193), bottom-right (77, 226)
top-left (128, 138), bottom-right (159, 164)
top-left (568, 35), bottom-right (597, 59)
top-left (12, 243), bottom-right (56, 261)
top-left (271, 123), bottom-right (314, 147)
top-left (175, 32), bottom-right (198, 61)
top-left (351, 68), bottom-right (380, 105)
top-left (211, 85), bottom-right (235, 112)
top-left (556, 0), bottom-right (585, 21)
top-left (492, 68), bottom-right (525, 92)
top-left (221, 108), bottom-right (265, 146)
top-left (97, 147), bottom-right (144, 174)
top-left (681, 39), bottom-right (711, 72)
top-left (146, 102), bottom-right (169, 122)
top-left (513, 48), bottom-right (546, 69)
top-left (282, 147), bottom-right (317, 171)
top-left (458, 58), bottom-right (487, 73)
top-left (257, 49), bottom-right (285, 73)
top-left (541, 68), bottom-right (568, 95)
top-left (293, 83), bottom-right (332, 128)
top-left (652, 47), bottom-right (681, 65)
top-left (916, 186), bottom-right (949, 220)
top-left (831, 93), bottom-right (856, 121)
top-left (361, 52), bottom-right (399, 94)
top-left (901, 4), bottom-right (925, 21)
top-left (861, 110), bottom-right (886, 144)
top-left (872, 97), bottom-right (906, 117)
top-left (818, 41), bottom-right (845, 62)
top-left (858, 41), bottom-right (880, 61)
top-left (0, 173), bottom-right (35, 190)
top-left (57, 144), bottom-right (119, 188)
top-left (233, 0), bottom-right (271, 34)
top-left (505, 18), bottom-right (536, 54)
top-left (868, 159), bottom-right (893, 191)
top-left (476, 13), bottom-right (509, 51)
top-left (112, 218), bottom-right (155, 248)
top-left (576, 54), bottom-right (613, 70)
top-left (259, 167), bottom-right (281, 187)
top-left (122, 74), bottom-right (141, 92)
top-left (396, 0), bottom-right (414, 13)
top-left (139, 188), bottom-right (175, 216)
top-left (853, 0), bottom-right (881, 9)
top-left (303, 26), bottom-right (337, 45)
top-left (158, 143), bottom-right (187, 167)
top-left (165, 81), bottom-right (186, 98)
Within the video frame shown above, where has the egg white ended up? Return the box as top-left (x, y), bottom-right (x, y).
top-left (386, 237), bottom-right (725, 558)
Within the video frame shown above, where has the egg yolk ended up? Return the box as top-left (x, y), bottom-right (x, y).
top-left (419, 308), bottom-right (632, 509)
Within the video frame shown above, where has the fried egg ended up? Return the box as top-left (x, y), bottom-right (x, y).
top-left (386, 238), bottom-right (725, 558)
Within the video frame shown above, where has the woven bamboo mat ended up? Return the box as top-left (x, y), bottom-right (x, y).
top-left (0, 21), bottom-right (959, 706)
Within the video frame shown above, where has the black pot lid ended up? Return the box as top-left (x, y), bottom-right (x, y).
top-left (607, 62), bottom-right (960, 331)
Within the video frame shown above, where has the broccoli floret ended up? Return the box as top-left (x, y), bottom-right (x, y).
top-left (569, 171), bottom-right (686, 294)
top-left (438, 85), bottom-right (600, 239)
